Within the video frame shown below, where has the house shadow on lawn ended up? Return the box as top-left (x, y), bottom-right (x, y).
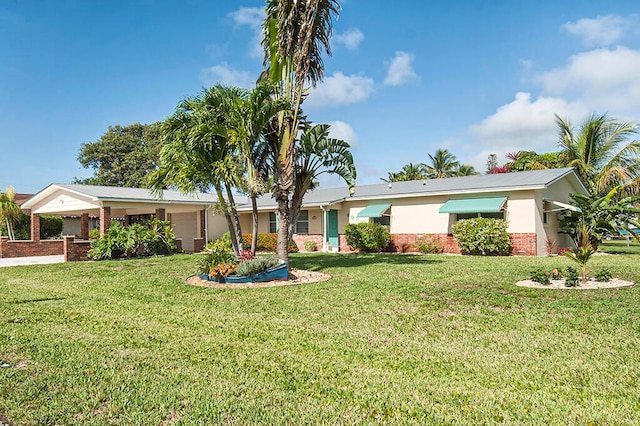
top-left (290, 253), bottom-right (443, 271)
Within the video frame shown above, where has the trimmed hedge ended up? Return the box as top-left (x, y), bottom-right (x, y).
top-left (452, 218), bottom-right (511, 256)
top-left (344, 222), bottom-right (391, 253)
top-left (217, 233), bottom-right (298, 253)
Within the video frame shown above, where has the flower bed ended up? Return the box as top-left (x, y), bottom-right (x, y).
top-left (200, 261), bottom-right (288, 283)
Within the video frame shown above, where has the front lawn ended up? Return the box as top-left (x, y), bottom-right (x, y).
top-left (1, 253), bottom-right (640, 424)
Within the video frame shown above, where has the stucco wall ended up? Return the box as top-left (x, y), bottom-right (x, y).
top-left (171, 212), bottom-right (198, 252)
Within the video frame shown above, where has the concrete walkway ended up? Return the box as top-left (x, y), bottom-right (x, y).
top-left (0, 255), bottom-right (65, 268)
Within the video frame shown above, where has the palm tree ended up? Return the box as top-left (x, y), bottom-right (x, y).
top-left (148, 86), bottom-right (247, 255)
top-left (288, 124), bottom-right (356, 236)
top-left (381, 163), bottom-right (428, 182)
top-left (556, 113), bottom-right (640, 196)
top-left (425, 149), bottom-right (460, 179)
top-left (0, 186), bottom-right (21, 240)
top-left (262, 0), bottom-right (341, 264)
top-left (228, 82), bottom-right (290, 253)
top-left (453, 164), bottom-right (478, 176)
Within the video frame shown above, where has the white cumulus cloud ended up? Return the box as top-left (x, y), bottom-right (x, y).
top-left (563, 14), bottom-right (634, 47)
top-left (383, 51), bottom-right (417, 86)
top-left (328, 120), bottom-right (358, 148)
top-left (535, 46), bottom-right (640, 114)
top-left (229, 6), bottom-right (264, 58)
top-left (465, 92), bottom-right (588, 169)
top-left (334, 28), bottom-right (364, 50)
top-left (201, 63), bottom-right (254, 88)
top-left (306, 72), bottom-right (375, 107)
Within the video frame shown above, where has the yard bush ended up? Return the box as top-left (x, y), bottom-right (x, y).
top-left (452, 218), bottom-right (511, 256)
top-left (303, 240), bottom-right (317, 251)
top-left (344, 222), bottom-right (391, 253)
top-left (88, 220), bottom-right (177, 260)
top-left (235, 255), bottom-right (280, 277)
top-left (414, 235), bottom-right (443, 254)
top-left (216, 232), bottom-right (298, 253)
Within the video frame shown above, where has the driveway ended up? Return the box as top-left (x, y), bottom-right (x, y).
top-left (0, 255), bottom-right (65, 268)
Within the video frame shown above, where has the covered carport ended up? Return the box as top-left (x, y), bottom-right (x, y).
top-left (20, 183), bottom-right (216, 253)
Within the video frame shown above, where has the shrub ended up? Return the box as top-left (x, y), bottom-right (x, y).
top-left (530, 268), bottom-right (551, 285)
top-left (344, 222), bottom-right (391, 253)
top-left (218, 232), bottom-right (298, 253)
top-left (565, 266), bottom-right (580, 287)
top-left (210, 263), bottom-right (237, 278)
top-left (303, 240), bottom-right (317, 251)
top-left (199, 240), bottom-right (236, 274)
top-left (452, 218), bottom-right (511, 256)
top-left (88, 229), bottom-right (100, 240)
top-left (235, 256), bottom-right (280, 277)
top-left (88, 220), bottom-right (178, 260)
top-left (595, 268), bottom-right (613, 282)
top-left (414, 236), bottom-right (443, 254)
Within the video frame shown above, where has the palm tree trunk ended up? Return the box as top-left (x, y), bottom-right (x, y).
top-left (214, 185), bottom-right (239, 256)
top-left (250, 194), bottom-right (259, 254)
top-left (224, 182), bottom-right (244, 254)
top-left (274, 190), bottom-right (290, 267)
top-left (6, 218), bottom-right (14, 241)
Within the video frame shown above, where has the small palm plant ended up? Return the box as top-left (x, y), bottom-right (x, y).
top-left (563, 224), bottom-right (595, 285)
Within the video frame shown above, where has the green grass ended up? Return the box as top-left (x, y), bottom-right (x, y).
top-left (1, 253), bottom-right (640, 424)
top-left (601, 237), bottom-right (640, 255)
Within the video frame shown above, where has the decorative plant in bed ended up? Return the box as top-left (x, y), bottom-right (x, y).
top-left (197, 241), bottom-right (287, 283)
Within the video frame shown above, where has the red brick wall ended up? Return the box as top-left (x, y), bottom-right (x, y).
top-left (292, 234), bottom-right (323, 251)
top-left (0, 237), bottom-right (64, 258)
top-left (63, 236), bottom-right (91, 262)
top-left (337, 232), bottom-right (538, 256)
top-left (509, 233), bottom-right (537, 256)
top-left (193, 238), bottom-right (205, 253)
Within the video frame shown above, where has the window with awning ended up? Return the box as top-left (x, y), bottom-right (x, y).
top-left (544, 200), bottom-right (582, 213)
top-left (439, 197), bottom-right (507, 214)
top-left (357, 202), bottom-right (391, 218)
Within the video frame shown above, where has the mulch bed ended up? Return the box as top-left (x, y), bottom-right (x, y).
top-left (185, 269), bottom-right (331, 289)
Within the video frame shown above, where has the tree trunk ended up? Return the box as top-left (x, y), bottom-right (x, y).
top-left (215, 186), bottom-right (239, 255)
top-left (251, 194), bottom-right (259, 254)
top-left (275, 191), bottom-right (290, 267)
top-left (224, 182), bottom-right (244, 254)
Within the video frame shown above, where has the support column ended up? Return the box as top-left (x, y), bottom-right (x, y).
top-left (100, 206), bottom-right (111, 237)
top-left (199, 210), bottom-right (206, 238)
top-left (124, 215), bottom-right (131, 226)
top-left (31, 213), bottom-right (41, 242)
top-left (155, 208), bottom-right (166, 221)
top-left (80, 213), bottom-right (89, 239)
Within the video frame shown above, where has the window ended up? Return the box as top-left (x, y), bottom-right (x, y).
top-left (456, 212), bottom-right (504, 221)
top-left (129, 214), bottom-right (152, 225)
top-left (269, 212), bottom-right (278, 233)
top-left (373, 215), bottom-right (390, 227)
top-left (295, 210), bottom-right (309, 234)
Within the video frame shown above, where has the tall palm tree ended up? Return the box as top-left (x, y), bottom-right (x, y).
top-left (425, 149), bottom-right (460, 179)
top-left (288, 124), bottom-right (356, 236)
top-left (381, 163), bottom-right (428, 182)
top-left (262, 0), bottom-right (341, 264)
top-left (148, 86), bottom-right (246, 255)
top-left (0, 186), bottom-right (21, 240)
top-left (556, 113), bottom-right (640, 196)
top-left (453, 164), bottom-right (478, 176)
top-left (228, 82), bottom-right (290, 253)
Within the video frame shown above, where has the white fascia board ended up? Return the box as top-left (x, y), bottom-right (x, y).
top-left (346, 185), bottom-right (546, 202)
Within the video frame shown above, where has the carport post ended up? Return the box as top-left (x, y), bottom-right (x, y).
top-left (100, 206), bottom-right (111, 237)
top-left (155, 208), bottom-right (166, 221)
top-left (30, 212), bottom-right (40, 242)
top-left (80, 213), bottom-right (89, 239)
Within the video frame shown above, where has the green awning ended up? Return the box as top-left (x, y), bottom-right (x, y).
top-left (357, 202), bottom-right (391, 218)
top-left (439, 197), bottom-right (507, 214)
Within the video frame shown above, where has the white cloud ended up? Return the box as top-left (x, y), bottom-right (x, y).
top-left (535, 46), bottom-right (640, 113)
top-left (334, 28), bottom-right (364, 50)
top-left (201, 63), bottom-right (254, 88)
top-left (563, 14), bottom-right (633, 46)
top-left (383, 51), bottom-right (417, 86)
top-left (465, 92), bottom-right (588, 168)
top-left (328, 121), bottom-right (358, 147)
top-left (229, 6), bottom-right (264, 58)
top-left (306, 72), bottom-right (375, 107)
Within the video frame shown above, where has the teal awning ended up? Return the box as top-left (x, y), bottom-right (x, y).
top-left (439, 197), bottom-right (507, 214)
top-left (357, 202), bottom-right (391, 218)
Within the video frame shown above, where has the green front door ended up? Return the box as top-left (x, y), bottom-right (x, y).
top-left (327, 210), bottom-right (339, 249)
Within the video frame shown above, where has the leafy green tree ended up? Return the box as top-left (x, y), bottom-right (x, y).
top-left (381, 163), bottom-right (428, 182)
top-left (559, 188), bottom-right (640, 251)
top-left (148, 86), bottom-right (247, 255)
top-left (261, 0), bottom-right (342, 264)
top-left (425, 149), bottom-right (461, 179)
top-left (288, 123), bottom-right (356, 236)
top-left (453, 164), bottom-right (478, 176)
top-left (0, 186), bottom-right (21, 240)
top-left (556, 113), bottom-right (640, 196)
top-left (76, 122), bottom-right (164, 187)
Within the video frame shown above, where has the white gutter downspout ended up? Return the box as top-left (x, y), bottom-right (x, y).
top-left (320, 205), bottom-right (328, 252)
top-left (204, 205), bottom-right (211, 245)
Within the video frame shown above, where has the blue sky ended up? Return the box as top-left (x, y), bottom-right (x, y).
top-left (2, 1), bottom-right (639, 193)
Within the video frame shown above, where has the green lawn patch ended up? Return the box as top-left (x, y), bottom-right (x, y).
top-left (1, 253), bottom-right (640, 424)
